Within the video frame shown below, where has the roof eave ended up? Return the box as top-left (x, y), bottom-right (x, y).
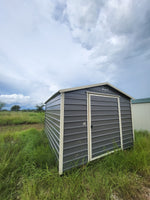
top-left (59, 82), bottom-right (133, 99)
top-left (45, 82), bottom-right (134, 104)
top-left (44, 91), bottom-right (61, 104)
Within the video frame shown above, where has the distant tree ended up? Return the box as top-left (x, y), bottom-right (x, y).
top-left (36, 103), bottom-right (44, 112)
top-left (0, 102), bottom-right (6, 111)
top-left (11, 105), bottom-right (21, 111)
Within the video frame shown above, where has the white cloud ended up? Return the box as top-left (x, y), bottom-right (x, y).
top-left (0, 94), bottom-right (30, 104)
top-left (0, 0), bottom-right (150, 108)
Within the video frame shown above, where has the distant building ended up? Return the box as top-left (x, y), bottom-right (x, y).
top-left (132, 98), bottom-right (150, 132)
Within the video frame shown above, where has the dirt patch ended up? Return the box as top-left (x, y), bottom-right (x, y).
top-left (111, 193), bottom-right (123, 200)
top-left (141, 187), bottom-right (150, 200)
top-left (111, 186), bottom-right (150, 200)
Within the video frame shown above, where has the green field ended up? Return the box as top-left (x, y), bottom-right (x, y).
top-left (0, 111), bottom-right (44, 125)
top-left (0, 112), bottom-right (150, 200)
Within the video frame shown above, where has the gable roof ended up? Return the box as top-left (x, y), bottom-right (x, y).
top-left (132, 98), bottom-right (150, 104)
top-left (45, 82), bottom-right (133, 103)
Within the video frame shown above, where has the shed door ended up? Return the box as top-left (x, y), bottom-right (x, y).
top-left (88, 93), bottom-right (123, 161)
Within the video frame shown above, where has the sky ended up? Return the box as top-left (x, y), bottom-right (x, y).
top-left (0, 0), bottom-right (150, 109)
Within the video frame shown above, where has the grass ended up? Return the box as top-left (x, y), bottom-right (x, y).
top-left (0, 112), bottom-right (150, 200)
top-left (0, 111), bottom-right (44, 125)
top-left (0, 124), bottom-right (43, 135)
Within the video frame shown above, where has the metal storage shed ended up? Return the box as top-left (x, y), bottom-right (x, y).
top-left (45, 82), bottom-right (134, 174)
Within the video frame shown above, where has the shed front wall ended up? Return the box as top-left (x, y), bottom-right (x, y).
top-left (63, 85), bottom-right (133, 171)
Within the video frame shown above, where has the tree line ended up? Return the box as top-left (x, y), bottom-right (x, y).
top-left (0, 102), bottom-right (44, 112)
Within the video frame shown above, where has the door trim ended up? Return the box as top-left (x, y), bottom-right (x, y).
top-left (87, 92), bottom-right (123, 162)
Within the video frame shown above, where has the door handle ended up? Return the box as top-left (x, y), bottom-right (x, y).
top-left (91, 125), bottom-right (93, 129)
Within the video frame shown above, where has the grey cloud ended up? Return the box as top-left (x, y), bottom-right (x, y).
top-left (53, 0), bottom-right (150, 62)
top-left (52, 1), bottom-right (67, 22)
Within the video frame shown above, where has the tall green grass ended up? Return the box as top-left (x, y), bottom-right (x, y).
top-left (0, 129), bottom-right (150, 200)
top-left (0, 128), bottom-right (56, 200)
top-left (0, 111), bottom-right (44, 125)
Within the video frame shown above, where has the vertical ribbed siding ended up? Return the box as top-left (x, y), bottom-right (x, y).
top-left (45, 94), bottom-right (61, 160)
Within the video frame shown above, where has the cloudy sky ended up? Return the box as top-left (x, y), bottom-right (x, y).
top-left (0, 0), bottom-right (150, 109)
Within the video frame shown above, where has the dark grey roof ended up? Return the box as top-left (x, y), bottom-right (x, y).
top-left (132, 98), bottom-right (150, 104)
top-left (45, 82), bottom-right (133, 103)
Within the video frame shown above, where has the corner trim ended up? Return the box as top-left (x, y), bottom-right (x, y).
top-left (59, 93), bottom-right (64, 175)
top-left (130, 100), bottom-right (135, 142)
top-left (117, 97), bottom-right (123, 150)
top-left (87, 93), bottom-right (91, 161)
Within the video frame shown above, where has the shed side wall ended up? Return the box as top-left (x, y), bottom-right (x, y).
top-left (45, 94), bottom-right (61, 160)
top-left (63, 85), bottom-right (133, 171)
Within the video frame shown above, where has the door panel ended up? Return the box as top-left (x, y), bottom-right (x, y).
top-left (90, 94), bottom-right (122, 160)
